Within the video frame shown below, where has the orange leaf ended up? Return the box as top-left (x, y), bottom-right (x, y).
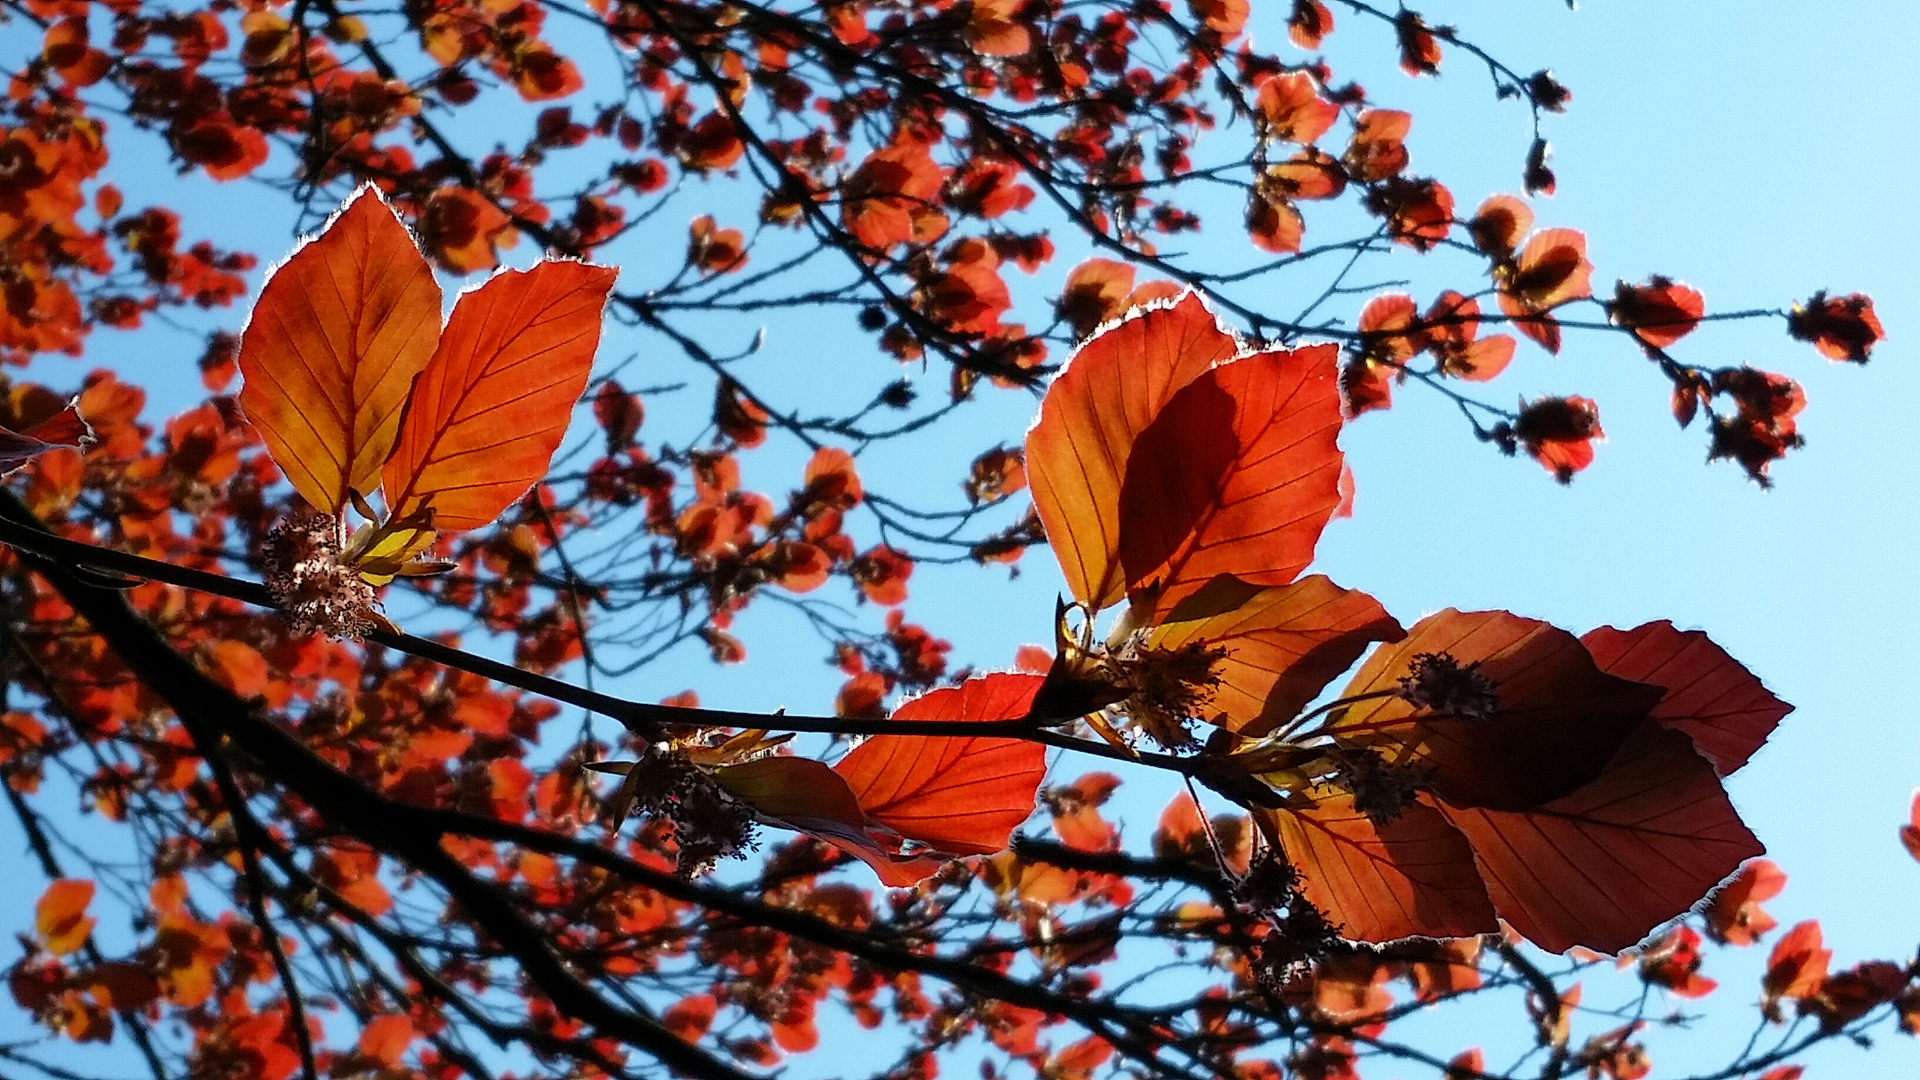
top-left (383, 260), bottom-right (617, 532)
top-left (1581, 621), bottom-right (1790, 776)
top-left (358, 1015), bottom-right (413, 1067)
top-left (1256, 71), bottom-right (1338, 145)
top-left (1260, 794), bottom-right (1497, 943)
top-left (1056, 258), bottom-right (1137, 338)
top-left (1435, 725), bottom-right (1762, 954)
top-left (1703, 858), bottom-right (1784, 946)
top-left (35, 878), bottom-right (95, 955)
top-left (1145, 575), bottom-right (1402, 736)
top-left (1763, 921), bottom-right (1831, 1004)
top-left (1469, 195), bottom-right (1534, 260)
top-left (1331, 610), bottom-right (1662, 811)
top-left (238, 188), bottom-right (442, 515)
top-left (835, 673), bottom-right (1046, 856)
top-left (1027, 291), bottom-right (1238, 611)
top-left (1117, 342), bottom-right (1344, 618)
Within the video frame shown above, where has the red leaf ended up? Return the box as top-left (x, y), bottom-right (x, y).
top-left (1703, 858), bottom-right (1785, 946)
top-left (1469, 195), bottom-right (1534, 260)
top-left (1611, 277), bottom-right (1704, 349)
top-left (0, 399), bottom-right (92, 477)
top-left (1145, 575), bottom-right (1402, 736)
top-left (835, 673), bottom-right (1047, 856)
top-left (238, 188), bottom-right (441, 516)
top-left (1260, 795), bottom-right (1497, 943)
top-left (663, 994), bottom-right (717, 1043)
top-left (1055, 258), bottom-right (1137, 338)
top-left (1581, 621), bottom-right (1790, 776)
top-left (1027, 292), bottom-right (1239, 611)
top-left (1514, 395), bottom-right (1603, 483)
top-left (1116, 342), bottom-right (1344, 619)
top-left (1332, 610), bottom-right (1662, 811)
top-left (1435, 725), bottom-right (1762, 954)
top-left (1903, 792), bottom-right (1920, 864)
top-left (383, 260), bottom-right (617, 533)
top-left (1787, 291), bottom-right (1884, 363)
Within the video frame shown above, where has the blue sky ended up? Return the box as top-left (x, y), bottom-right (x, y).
top-left (4, 1), bottom-right (1918, 1077)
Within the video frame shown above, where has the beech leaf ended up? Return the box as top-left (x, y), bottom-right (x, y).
top-left (835, 672), bottom-right (1047, 856)
top-left (1260, 794), bottom-right (1498, 943)
top-left (238, 187), bottom-right (442, 515)
top-left (1581, 621), bottom-right (1790, 776)
top-left (1116, 341), bottom-right (1345, 619)
top-left (1146, 574), bottom-right (1403, 736)
top-left (1434, 725), bottom-right (1762, 954)
top-left (1027, 291), bottom-right (1239, 611)
top-left (1331, 609), bottom-right (1662, 811)
top-left (383, 260), bottom-right (618, 532)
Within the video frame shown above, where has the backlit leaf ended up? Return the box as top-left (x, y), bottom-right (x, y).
top-left (238, 188), bottom-right (441, 514)
top-left (1146, 575), bottom-right (1402, 736)
top-left (1117, 342), bottom-right (1344, 618)
top-left (835, 672), bottom-right (1047, 856)
top-left (1260, 794), bottom-right (1497, 943)
top-left (383, 260), bottom-right (618, 532)
top-left (35, 878), bottom-right (95, 954)
top-left (714, 756), bottom-right (947, 887)
top-left (1331, 610), bottom-right (1662, 811)
top-left (1027, 292), bottom-right (1238, 610)
top-left (1581, 621), bottom-right (1790, 776)
top-left (1434, 725), bottom-right (1762, 954)
top-left (0, 399), bottom-right (92, 477)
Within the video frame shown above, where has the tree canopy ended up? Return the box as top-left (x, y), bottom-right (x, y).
top-left (0, 3), bottom-right (1912, 1080)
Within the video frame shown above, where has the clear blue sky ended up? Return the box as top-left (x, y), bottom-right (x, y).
top-left (4, 2), bottom-right (1916, 1077)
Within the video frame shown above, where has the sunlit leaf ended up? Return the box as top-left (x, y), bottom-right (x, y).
top-left (1330, 610), bottom-right (1662, 811)
top-left (835, 672), bottom-right (1046, 856)
top-left (1146, 575), bottom-right (1402, 736)
top-left (35, 878), bottom-right (95, 955)
top-left (238, 187), bottom-right (441, 515)
top-left (1434, 725), bottom-right (1762, 953)
top-left (713, 756), bottom-right (947, 888)
top-left (383, 260), bottom-right (618, 532)
top-left (1027, 292), bottom-right (1238, 610)
top-left (1581, 621), bottom-right (1790, 776)
top-left (1260, 794), bottom-right (1497, 943)
top-left (1116, 342), bottom-right (1344, 618)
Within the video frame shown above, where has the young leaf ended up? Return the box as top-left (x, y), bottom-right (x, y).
top-left (383, 260), bottom-right (618, 532)
top-left (0, 399), bottom-right (93, 476)
top-left (713, 756), bottom-right (947, 887)
top-left (35, 878), bottom-right (96, 955)
top-left (1027, 292), bottom-right (1239, 611)
top-left (1116, 342), bottom-right (1344, 618)
top-left (1144, 574), bottom-right (1403, 736)
top-left (1434, 725), bottom-right (1762, 954)
top-left (1260, 794), bottom-right (1498, 943)
top-left (1581, 621), bottom-right (1791, 776)
top-left (238, 188), bottom-right (442, 515)
top-left (1330, 610), bottom-right (1663, 811)
top-left (835, 672), bottom-right (1047, 856)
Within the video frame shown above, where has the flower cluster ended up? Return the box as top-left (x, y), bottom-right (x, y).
top-left (260, 513), bottom-right (378, 640)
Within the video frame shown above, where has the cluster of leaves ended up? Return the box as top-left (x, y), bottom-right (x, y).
top-left (0, 3), bottom-right (1910, 1080)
